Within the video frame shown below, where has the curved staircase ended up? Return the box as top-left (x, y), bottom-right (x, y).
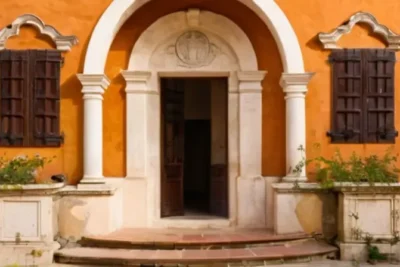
top-left (54, 228), bottom-right (338, 266)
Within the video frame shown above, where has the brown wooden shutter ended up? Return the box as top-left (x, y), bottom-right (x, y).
top-left (328, 49), bottom-right (363, 143)
top-left (30, 50), bottom-right (63, 147)
top-left (0, 50), bottom-right (29, 146)
top-left (364, 49), bottom-right (397, 143)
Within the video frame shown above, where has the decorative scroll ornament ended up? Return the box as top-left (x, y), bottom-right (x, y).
top-left (173, 30), bottom-right (217, 68)
top-left (318, 12), bottom-right (400, 50)
top-left (0, 14), bottom-right (78, 51)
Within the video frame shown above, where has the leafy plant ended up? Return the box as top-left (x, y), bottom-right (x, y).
top-left (307, 147), bottom-right (399, 188)
top-left (291, 145), bottom-right (314, 176)
top-left (0, 154), bottom-right (53, 185)
top-left (368, 245), bottom-right (387, 262)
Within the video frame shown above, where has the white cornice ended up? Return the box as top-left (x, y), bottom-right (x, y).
top-left (0, 14), bottom-right (78, 51)
top-left (318, 11), bottom-right (400, 50)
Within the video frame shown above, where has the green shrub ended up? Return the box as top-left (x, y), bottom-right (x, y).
top-left (307, 147), bottom-right (399, 188)
top-left (0, 154), bottom-right (53, 185)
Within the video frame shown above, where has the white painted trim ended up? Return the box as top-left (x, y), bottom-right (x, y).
top-left (318, 11), bottom-right (400, 50)
top-left (0, 14), bottom-right (78, 51)
top-left (82, 0), bottom-right (304, 74)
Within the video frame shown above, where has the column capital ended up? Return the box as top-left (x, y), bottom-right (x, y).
top-left (280, 72), bottom-right (315, 94)
top-left (237, 70), bottom-right (267, 82)
top-left (77, 74), bottom-right (110, 88)
top-left (121, 70), bottom-right (152, 94)
top-left (77, 74), bottom-right (110, 95)
top-left (121, 70), bottom-right (152, 82)
top-left (237, 70), bottom-right (267, 93)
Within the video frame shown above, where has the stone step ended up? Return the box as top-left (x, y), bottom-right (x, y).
top-left (80, 228), bottom-right (310, 249)
top-left (55, 239), bottom-right (338, 266)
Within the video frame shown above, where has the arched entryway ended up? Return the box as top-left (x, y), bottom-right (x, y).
top-left (121, 9), bottom-right (263, 225)
top-left (77, 0), bottom-right (314, 228)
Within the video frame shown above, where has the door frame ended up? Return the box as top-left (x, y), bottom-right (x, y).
top-left (122, 10), bottom-right (266, 228)
top-left (155, 71), bottom-right (236, 227)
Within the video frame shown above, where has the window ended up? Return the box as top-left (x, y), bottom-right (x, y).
top-left (327, 49), bottom-right (397, 144)
top-left (0, 50), bottom-right (63, 147)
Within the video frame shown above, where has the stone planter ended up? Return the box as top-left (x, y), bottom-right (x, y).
top-left (335, 183), bottom-right (400, 261)
top-left (272, 183), bottom-right (337, 237)
top-left (0, 183), bottom-right (64, 266)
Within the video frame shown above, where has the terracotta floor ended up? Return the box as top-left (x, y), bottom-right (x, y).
top-left (83, 228), bottom-right (309, 246)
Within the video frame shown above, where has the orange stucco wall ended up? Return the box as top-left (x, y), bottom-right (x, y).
top-left (1, 0), bottom-right (400, 183)
top-left (0, 0), bottom-right (113, 184)
top-left (276, 0), bottom-right (400, 178)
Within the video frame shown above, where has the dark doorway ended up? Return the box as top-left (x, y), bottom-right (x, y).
top-left (160, 77), bottom-right (228, 218)
top-left (184, 120), bottom-right (211, 214)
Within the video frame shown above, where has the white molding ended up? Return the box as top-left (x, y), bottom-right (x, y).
top-left (82, 0), bottom-right (305, 74)
top-left (186, 8), bottom-right (200, 27)
top-left (318, 11), bottom-right (400, 50)
top-left (121, 71), bottom-right (151, 92)
top-left (237, 71), bottom-right (267, 82)
top-left (0, 14), bottom-right (78, 51)
top-left (77, 74), bottom-right (110, 95)
top-left (237, 71), bottom-right (267, 93)
top-left (128, 9), bottom-right (257, 71)
top-left (121, 70), bottom-right (152, 82)
top-left (280, 72), bottom-right (315, 94)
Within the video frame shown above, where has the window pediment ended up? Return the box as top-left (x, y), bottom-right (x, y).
top-left (318, 12), bottom-right (400, 50)
top-left (0, 14), bottom-right (78, 51)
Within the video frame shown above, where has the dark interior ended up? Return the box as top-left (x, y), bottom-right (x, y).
top-left (184, 120), bottom-right (211, 214)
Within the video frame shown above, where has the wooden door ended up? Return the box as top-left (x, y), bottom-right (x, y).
top-left (161, 79), bottom-right (185, 217)
top-left (209, 78), bottom-right (228, 217)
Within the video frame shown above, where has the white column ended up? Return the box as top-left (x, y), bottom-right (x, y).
top-left (77, 74), bottom-right (110, 184)
top-left (121, 70), bottom-right (152, 178)
top-left (237, 71), bottom-right (267, 178)
top-left (280, 73), bottom-right (314, 182)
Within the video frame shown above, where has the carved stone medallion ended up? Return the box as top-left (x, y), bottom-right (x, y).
top-left (175, 30), bottom-right (215, 68)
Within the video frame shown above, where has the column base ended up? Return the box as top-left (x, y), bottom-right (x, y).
top-left (79, 177), bottom-right (106, 184)
top-left (282, 175), bottom-right (308, 183)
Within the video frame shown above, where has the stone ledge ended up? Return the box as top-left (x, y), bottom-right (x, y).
top-left (58, 184), bottom-right (116, 196)
top-left (334, 182), bottom-right (400, 194)
top-left (273, 182), bottom-right (400, 194)
top-left (0, 182), bottom-right (65, 196)
top-left (58, 178), bottom-right (123, 196)
top-left (272, 183), bottom-right (327, 193)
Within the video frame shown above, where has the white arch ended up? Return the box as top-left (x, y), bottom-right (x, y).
top-left (82, 0), bottom-right (305, 74)
top-left (128, 9), bottom-right (257, 71)
top-left (78, 0), bottom-right (312, 194)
